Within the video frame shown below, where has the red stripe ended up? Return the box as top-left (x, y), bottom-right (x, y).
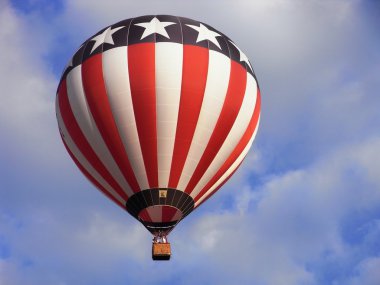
top-left (138, 208), bottom-right (153, 222)
top-left (162, 206), bottom-right (179, 222)
top-left (168, 45), bottom-right (209, 188)
top-left (61, 136), bottom-right (125, 209)
top-left (58, 80), bottom-right (129, 201)
top-left (194, 88), bottom-right (261, 203)
top-left (128, 43), bottom-right (158, 188)
top-left (185, 61), bottom-right (247, 194)
top-left (81, 54), bottom-right (141, 193)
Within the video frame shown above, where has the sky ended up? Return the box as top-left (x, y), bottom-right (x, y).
top-left (0, 0), bottom-right (380, 284)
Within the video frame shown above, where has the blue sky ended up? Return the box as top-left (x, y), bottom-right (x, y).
top-left (1, 0), bottom-right (380, 284)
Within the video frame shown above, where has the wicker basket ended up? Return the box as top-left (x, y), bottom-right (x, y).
top-left (152, 243), bottom-right (171, 260)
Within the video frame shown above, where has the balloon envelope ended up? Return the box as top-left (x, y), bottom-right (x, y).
top-left (56, 15), bottom-right (261, 235)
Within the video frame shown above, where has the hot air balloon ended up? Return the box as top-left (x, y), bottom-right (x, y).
top-left (56, 15), bottom-right (261, 260)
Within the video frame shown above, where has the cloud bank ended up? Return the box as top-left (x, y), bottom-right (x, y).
top-left (1, 0), bottom-right (379, 284)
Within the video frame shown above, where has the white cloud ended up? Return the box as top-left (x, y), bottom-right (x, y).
top-left (0, 2), bottom-right (63, 169)
top-left (347, 257), bottom-right (380, 285)
top-left (0, 259), bottom-right (24, 285)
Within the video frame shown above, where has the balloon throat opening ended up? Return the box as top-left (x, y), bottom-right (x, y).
top-left (125, 188), bottom-right (195, 235)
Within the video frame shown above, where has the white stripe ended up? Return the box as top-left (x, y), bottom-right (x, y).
top-left (190, 74), bottom-right (258, 198)
top-left (66, 66), bottom-right (134, 198)
top-left (195, 116), bottom-right (260, 207)
top-left (155, 42), bottom-right (183, 187)
top-left (56, 101), bottom-right (125, 205)
top-left (102, 47), bottom-right (149, 190)
top-left (177, 50), bottom-right (231, 190)
top-left (147, 206), bottom-right (162, 223)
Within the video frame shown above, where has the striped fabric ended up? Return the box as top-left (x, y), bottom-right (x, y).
top-left (56, 15), bottom-right (261, 235)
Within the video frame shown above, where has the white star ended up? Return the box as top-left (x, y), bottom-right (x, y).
top-left (66, 57), bottom-right (73, 68)
top-left (229, 40), bottom-right (253, 71)
top-left (89, 26), bottom-right (124, 54)
top-left (134, 17), bottom-right (176, 40)
top-left (186, 23), bottom-right (222, 49)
